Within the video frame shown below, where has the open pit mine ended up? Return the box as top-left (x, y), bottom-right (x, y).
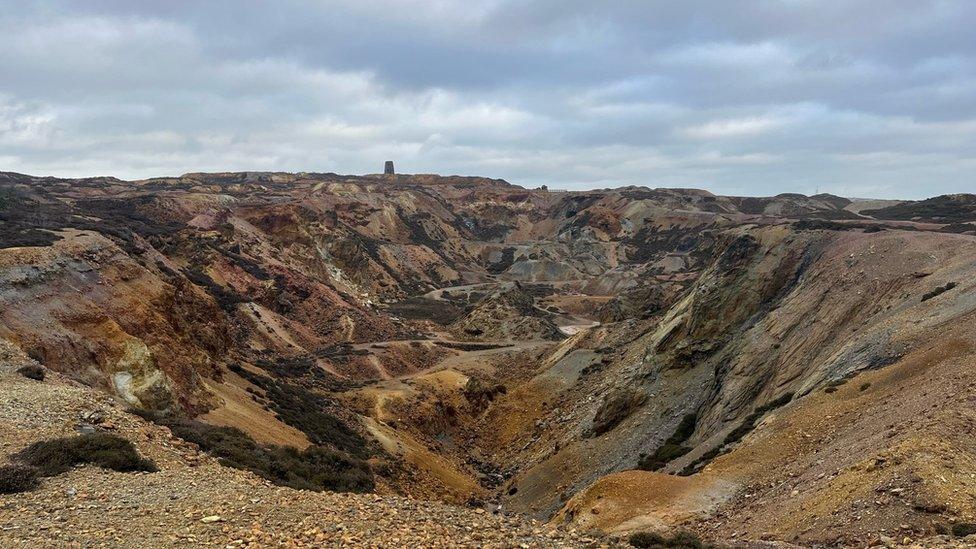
top-left (3, 170), bottom-right (976, 548)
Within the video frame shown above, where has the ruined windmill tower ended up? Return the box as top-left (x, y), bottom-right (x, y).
top-left (384, 161), bottom-right (395, 175)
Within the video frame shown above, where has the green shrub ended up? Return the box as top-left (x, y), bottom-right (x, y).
top-left (228, 365), bottom-right (368, 458)
top-left (629, 532), bottom-right (666, 547)
top-left (138, 414), bottom-right (373, 493)
top-left (15, 433), bottom-right (157, 476)
top-left (922, 282), bottom-right (957, 302)
top-left (16, 364), bottom-right (45, 381)
top-left (0, 464), bottom-right (39, 494)
top-left (952, 523), bottom-right (976, 537)
top-left (629, 530), bottom-right (710, 548)
top-left (859, 382), bottom-right (871, 391)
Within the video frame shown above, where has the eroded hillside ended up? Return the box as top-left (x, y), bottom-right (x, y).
top-left (3, 170), bottom-right (976, 547)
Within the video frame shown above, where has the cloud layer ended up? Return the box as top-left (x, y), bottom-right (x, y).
top-left (2, 1), bottom-right (974, 198)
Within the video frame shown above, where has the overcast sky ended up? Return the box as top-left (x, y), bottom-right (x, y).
top-left (1, 1), bottom-right (974, 198)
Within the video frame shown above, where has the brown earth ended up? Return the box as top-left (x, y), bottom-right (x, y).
top-left (4, 170), bottom-right (976, 547)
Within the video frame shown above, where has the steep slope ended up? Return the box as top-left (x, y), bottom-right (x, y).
top-left (493, 226), bottom-right (976, 546)
top-left (0, 229), bottom-right (230, 412)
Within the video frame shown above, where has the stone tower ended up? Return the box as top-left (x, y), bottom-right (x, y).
top-left (384, 161), bottom-right (395, 175)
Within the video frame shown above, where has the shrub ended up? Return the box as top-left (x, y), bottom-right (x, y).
top-left (824, 378), bottom-right (848, 394)
top-left (922, 282), bottom-right (958, 302)
top-left (229, 367), bottom-right (369, 458)
top-left (723, 392), bottom-right (795, 446)
top-left (183, 267), bottom-right (245, 312)
top-left (629, 532), bottom-right (666, 547)
top-left (15, 434), bottom-right (157, 477)
top-left (859, 382), bottom-right (871, 391)
top-left (463, 377), bottom-right (507, 411)
top-left (16, 364), bottom-right (45, 381)
top-left (952, 523), bottom-right (976, 537)
top-left (629, 530), bottom-right (710, 548)
top-left (679, 447), bottom-right (721, 476)
top-left (0, 464), bottom-right (39, 494)
top-left (149, 417), bottom-right (373, 493)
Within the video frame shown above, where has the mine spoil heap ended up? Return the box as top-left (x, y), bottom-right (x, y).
top-left (2, 170), bottom-right (976, 547)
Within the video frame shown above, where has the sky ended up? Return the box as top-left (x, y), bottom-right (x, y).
top-left (1, 1), bottom-right (974, 198)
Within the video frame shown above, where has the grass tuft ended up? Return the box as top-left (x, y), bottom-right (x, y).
top-left (16, 364), bottom-right (45, 381)
top-left (0, 464), bottom-right (39, 494)
top-left (629, 530), bottom-right (711, 548)
top-left (131, 410), bottom-right (373, 493)
top-left (15, 434), bottom-right (157, 477)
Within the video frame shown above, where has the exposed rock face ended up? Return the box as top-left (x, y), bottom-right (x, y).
top-left (4, 170), bottom-right (976, 547)
top-left (0, 230), bottom-right (227, 413)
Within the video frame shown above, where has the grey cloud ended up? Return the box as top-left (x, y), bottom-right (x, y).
top-left (0, 0), bottom-right (974, 198)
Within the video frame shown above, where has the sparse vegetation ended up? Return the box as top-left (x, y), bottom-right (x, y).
top-left (824, 378), bottom-right (848, 394)
top-left (0, 464), bottom-right (39, 494)
top-left (254, 355), bottom-right (325, 379)
top-left (228, 365), bottom-right (369, 457)
top-left (863, 194), bottom-right (976, 223)
top-left (149, 416), bottom-right (373, 493)
top-left (387, 296), bottom-right (467, 325)
top-left (16, 364), bottom-right (45, 381)
top-left (11, 170), bottom-right (976, 544)
top-left (183, 267), bottom-right (246, 312)
top-left (952, 522), bottom-right (976, 537)
top-left (921, 282), bottom-right (957, 302)
top-left (15, 433), bottom-right (157, 476)
top-left (435, 341), bottom-right (512, 352)
top-left (637, 413), bottom-right (696, 471)
top-left (629, 530), bottom-right (710, 548)
top-left (463, 377), bottom-right (507, 411)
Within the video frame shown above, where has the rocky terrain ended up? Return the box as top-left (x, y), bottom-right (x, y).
top-left (3, 169), bottom-right (976, 547)
top-left (0, 342), bottom-right (606, 548)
